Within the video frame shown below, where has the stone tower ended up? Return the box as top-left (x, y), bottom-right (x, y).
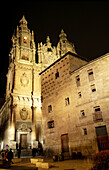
top-left (6, 16), bottom-right (42, 150)
top-left (37, 36), bottom-right (59, 68)
top-left (57, 29), bottom-right (77, 57)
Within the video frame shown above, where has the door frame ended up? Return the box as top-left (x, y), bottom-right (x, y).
top-left (61, 133), bottom-right (69, 153)
top-left (95, 125), bottom-right (109, 151)
top-left (17, 132), bottom-right (28, 149)
top-left (20, 134), bottom-right (27, 149)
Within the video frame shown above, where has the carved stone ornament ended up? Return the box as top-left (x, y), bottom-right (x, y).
top-left (20, 107), bottom-right (28, 120)
top-left (20, 73), bottom-right (29, 87)
top-left (17, 123), bottom-right (32, 132)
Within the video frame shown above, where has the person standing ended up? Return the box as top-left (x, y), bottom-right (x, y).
top-left (17, 149), bottom-right (21, 158)
top-left (7, 148), bottom-right (14, 164)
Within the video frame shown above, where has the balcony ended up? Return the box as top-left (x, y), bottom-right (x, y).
top-left (93, 111), bottom-right (103, 122)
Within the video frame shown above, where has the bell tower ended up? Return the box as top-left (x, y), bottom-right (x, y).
top-left (7, 16), bottom-right (37, 99)
top-left (10, 16), bottom-right (36, 63)
top-left (5, 16), bottom-right (42, 151)
top-left (57, 29), bottom-right (77, 58)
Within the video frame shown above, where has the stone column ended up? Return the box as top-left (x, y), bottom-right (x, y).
top-left (10, 104), bottom-right (17, 141)
top-left (32, 106), bottom-right (37, 140)
top-left (38, 43), bottom-right (42, 64)
top-left (31, 106), bottom-right (38, 148)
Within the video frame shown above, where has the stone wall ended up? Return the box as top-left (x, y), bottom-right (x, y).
top-left (0, 98), bottom-right (11, 149)
top-left (41, 52), bottom-right (109, 156)
top-left (70, 53), bottom-right (109, 155)
top-left (41, 52), bottom-right (88, 155)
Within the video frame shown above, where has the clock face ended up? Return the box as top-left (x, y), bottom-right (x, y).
top-left (20, 73), bottom-right (29, 87)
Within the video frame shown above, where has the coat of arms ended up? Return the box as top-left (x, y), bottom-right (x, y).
top-left (20, 108), bottom-right (28, 120)
top-left (20, 73), bottom-right (29, 87)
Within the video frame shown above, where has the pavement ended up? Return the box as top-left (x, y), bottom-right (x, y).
top-left (0, 157), bottom-right (93, 170)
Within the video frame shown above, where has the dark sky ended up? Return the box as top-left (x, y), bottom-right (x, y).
top-left (0, 0), bottom-right (109, 97)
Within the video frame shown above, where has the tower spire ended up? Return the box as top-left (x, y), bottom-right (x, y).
top-left (57, 29), bottom-right (77, 57)
top-left (19, 15), bottom-right (27, 25)
top-left (59, 29), bottom-right (67, 40)
top-left (9, 16), bottom-right (36, 63)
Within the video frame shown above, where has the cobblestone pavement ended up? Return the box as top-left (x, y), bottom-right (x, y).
top-left (1, 158), bottom-right (93, 170)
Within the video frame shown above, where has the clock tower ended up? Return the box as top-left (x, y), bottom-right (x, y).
top-left (6, 16), bottom-right (42, 151)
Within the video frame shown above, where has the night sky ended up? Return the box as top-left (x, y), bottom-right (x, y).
top-left (0, 0), bottom-right (109, 98)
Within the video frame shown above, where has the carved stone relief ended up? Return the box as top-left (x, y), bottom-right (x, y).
top-left (20, 73), bottom-right (29, 87)
top-left (17, 123), bottom-right (32, 132)
top-left (20, 107), bottom-right (28, 120)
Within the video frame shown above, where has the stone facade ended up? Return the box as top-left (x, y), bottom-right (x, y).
top-left (0, 16), bottom-right (43, 150)
top-left (0, 16), bottom-right (75, 151)
top-left (70, 54), bottom-right (109, 155)
top-left (0, 16), bottom-right (109, 156)
top-left (40, 52), bottom-right (109, 156)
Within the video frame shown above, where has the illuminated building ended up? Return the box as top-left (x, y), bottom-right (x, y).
top-left (0, 16), bottom-right (109, 156)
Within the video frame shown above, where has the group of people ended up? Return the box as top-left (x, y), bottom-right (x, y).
top-left (1, 148), bottom-right (21, 160)
top-left (1, 142), bottom-right (43, 163)
top-left (3, 148), bottom-right (14, 164)
top-left (32, 142), bottom-right (43, 157)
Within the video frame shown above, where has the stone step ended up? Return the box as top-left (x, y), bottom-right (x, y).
top-left (30, 158), bottom-right (44, 164)
top-left (12, 158), bottom-right (30, 163)
top-left (36, 162), bottom-right (52, 169)
top-left (30, 158), bottom-right (53, 169)
top-left (12, 158), bottom-right (22, 163)
top-left (41, 162), bottom-right (51, 169)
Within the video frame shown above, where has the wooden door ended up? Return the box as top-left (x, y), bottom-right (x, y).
top-left (61, 134), bottom-right (69, 153)
top-left (96, 126), bottom-right (109, 151)
top-left (20, 134), bottom-right (27, 149)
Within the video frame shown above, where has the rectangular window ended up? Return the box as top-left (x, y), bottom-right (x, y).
top-left (91, 84), bottom-right (96, 92)
top-left (78, 92), bottom-right (82, 98)
top-left (55, 69), bottom-right (59, 79)
top-left (93, 106), bottom-right (102, 122)
top-left (65, 97), bottom-right (70, 106)
top-left (48, 105), bottom-right (52, 113)
top-left (41, 96), bottom-right (43, 103)
top-left (48, 120), bottom-right (54, 129)
top-left (88, 69), bottom-right (94, 81)
top-left (22, 55), bottom-right (29, 60)
top-left (81, 110), bottom-right (85, 117)
top-left (76, 75), bottom-right (80, 87)
top-left (9, 83), bottom-right (10, 90)
top-left (83, 128), bottom-right (87, 135)
top-left (94, 106), bottom-right (101, 112)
